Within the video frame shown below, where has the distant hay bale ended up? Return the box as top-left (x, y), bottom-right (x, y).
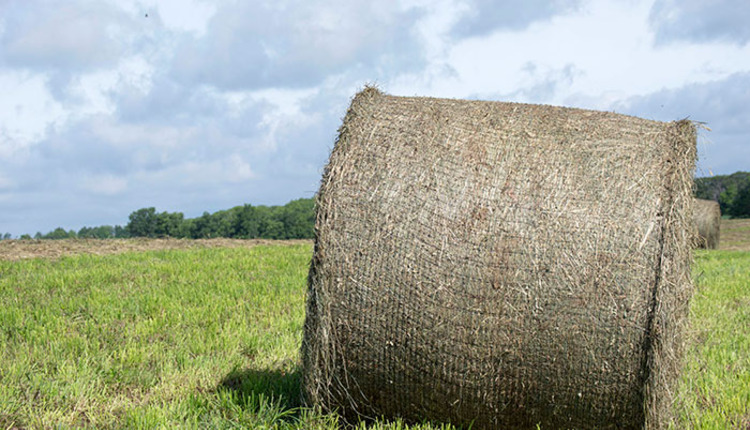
top-left (693, 198), bottom-right (720, 249)
top-left (301, 88), bottom-right (697, 429)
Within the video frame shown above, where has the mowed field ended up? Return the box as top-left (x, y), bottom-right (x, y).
top-left (0, 220), bottom-right (748, 429)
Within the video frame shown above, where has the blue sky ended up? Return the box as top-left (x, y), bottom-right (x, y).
top-left (1, 0), bottom-right (749, 236)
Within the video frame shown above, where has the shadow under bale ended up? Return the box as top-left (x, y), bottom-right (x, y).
top-left (219, 366), bottom-right (301, 411)
top-left (693, 198), bottom-right (721, 249)
top-left (302, 88), bottom-right (697, 429)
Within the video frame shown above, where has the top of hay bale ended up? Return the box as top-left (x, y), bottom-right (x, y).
top-left (302, 88), bottom-right (697, 429)
top-left (695, 198), bottom-right (721, 216)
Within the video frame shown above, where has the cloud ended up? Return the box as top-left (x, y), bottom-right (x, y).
top-left (479, 62), bottom-right (580, 104)
top-left (0, 71), bottom-right (68, 146)
top-left (0, 79), bottom-right (335, 235)
top-left (112, 76), bottom-right (230, 125)
top-left (149, 0), bottom-right (217, 35)
top-left (0, 0), bottom-right (172, 112)
top-left (80, 174), bottom-right (129, 195)
top-left (0, 173), bottom-right (13, 191)
top-left (3, 0), bottom-right (750, 237)
top-left (612, 71), bottom-right (750, 175)
top-left (170, 1), bottom-right (427, 90)
top-left (0, 1), bottom-right (135, 71)
top-left (450, 0), bottom-right (582, 38)
top-left (649, 0), bottom-right (750, 46)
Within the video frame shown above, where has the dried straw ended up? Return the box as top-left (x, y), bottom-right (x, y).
top-left (302, 88), bottom-right (697, 429)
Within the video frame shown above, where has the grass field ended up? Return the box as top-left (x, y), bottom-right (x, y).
top-left (720, 218), bottom-right (750, 251)
top-left (0, 226), bottom-right (748, 428)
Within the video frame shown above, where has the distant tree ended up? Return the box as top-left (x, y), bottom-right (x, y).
top-left (78, 226), bottom-right (92, 238)
top-left (250, 206), bottom-right (271, 238)
top-left (233, 204), bottom-right (261, 238)
top-left (279, 198), bottom-right (315, 239)
top-left (214, 211), bottom-right (234, 237)
top-left (719, 186), bottom-right (738, 215)
top-left (95, 225), bottom-right (115, 238)
top-left (252, 205), bottom-right (285, 239)
top-left (114, 225), bottom-right (129, 238)
top-left (155, 212), bottom-right (184, 237)
top-left (2, 233), bottom-right (11, 240)
top-left (118, 197), bottom-right (315, 240)
top-left (79, 225), bottom-right (116, 239)
top-left (190, 212), bottom-right (211, 238)
top-left (126, 208), bottom-right (189, 238)
top-left (695, 171), bottom-right (750, 215)
top-left (191, 211), bottom-right (232, 238)
top-left (126, 208), bottom-right (158, 237)
top-left (45, 227), bottom-right (74, 240)
top-left (260, 217), bottom-right (285, 239)
top-left (730, 181), bottom-right (750, 218)
top-left (34, 232), bottom-right (42, 239)
top-left (177, 219), bottom-right (194, 239)
top-left (20, 234), bottom-right (31, 240)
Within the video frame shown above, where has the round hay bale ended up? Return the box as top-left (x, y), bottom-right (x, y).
top-left (693, 198), bottom-right (720, 249)
top-left (301, 88), bottom-right (697, 429)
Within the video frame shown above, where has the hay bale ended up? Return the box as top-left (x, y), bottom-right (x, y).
top-left (301, 88), bottom-right (697, 429)
top-left (693, 198), bottom-right (720, 249)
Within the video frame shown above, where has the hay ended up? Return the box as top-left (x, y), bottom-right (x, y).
top-left (301, 88), bottom-right (697, 429)
top-left (693, 198), bottom-right (720, 249)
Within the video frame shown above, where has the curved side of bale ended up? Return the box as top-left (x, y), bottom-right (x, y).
top-left (643, 120), bottom-right (697, 430)
top-left (693, 198), bottom-right (721, 249)
top-left (301, 88), bottom-right (696, 429)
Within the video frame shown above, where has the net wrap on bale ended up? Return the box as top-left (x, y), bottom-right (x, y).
top-left (302, 88), bottom-right (696, 429)
top-left (693, 198), bottom-right (720, 249)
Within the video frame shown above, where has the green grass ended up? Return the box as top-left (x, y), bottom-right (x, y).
top-left (0, 244), bottom-right (747, 429)
top-left (0, 245), bottom-right (312, 429)
top-left (675, 250), bottom-right (750, 429)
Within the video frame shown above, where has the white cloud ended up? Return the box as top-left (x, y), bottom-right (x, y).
top-left (169, 0), bottom-right (427, 90)
top-left (81, 174), bottom-right (128, 195)
top-left (650, 0), bottom-right (750, 45)
top-left (152, 0), bottom-right (216, 36)
top-left (2, 0), bottom-right (750, 236)
top-left (225, 154), bottom-right (255, 182)
top-left (0, 174), bottom-right (14, 190)
top-left (449, 0), bottom-right (582, 37)
top-left (0, 70), bottom-right (66, 146)
top-left (390, 0), bottom-right (750, 109)
top-left (0, 1), bottom-right (133, 71)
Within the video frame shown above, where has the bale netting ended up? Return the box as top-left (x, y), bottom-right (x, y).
top-left (693, 198), bottom-right (720, 249)
top-left (301, 88), bottom-right (697, 429)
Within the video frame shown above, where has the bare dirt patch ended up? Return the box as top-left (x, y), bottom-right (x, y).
top-left (0, 238), bottom-right (311, 261)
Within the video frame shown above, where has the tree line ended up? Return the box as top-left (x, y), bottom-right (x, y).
top-left (125, 198), bottom-right (315, 239)
top-left (694, 171), bottom-right (750, 218)
top-left (8, 198), bottom-right (315, 240)
top-left (3, 170), bottom-right (749, 241)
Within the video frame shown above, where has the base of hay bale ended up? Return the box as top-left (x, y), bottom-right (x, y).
top-left (302, 88), bottom-right (696, 429)
top-left (693, 198), bottom-right (721, 249)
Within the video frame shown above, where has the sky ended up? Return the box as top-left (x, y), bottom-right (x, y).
top-left (1, 0), bottom-right (749, 237)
